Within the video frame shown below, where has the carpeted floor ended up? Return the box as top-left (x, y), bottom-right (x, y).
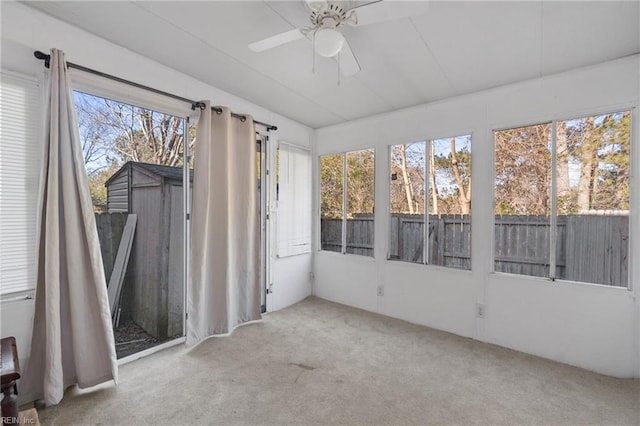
top-left (36, 296), bottom-right (639, 425)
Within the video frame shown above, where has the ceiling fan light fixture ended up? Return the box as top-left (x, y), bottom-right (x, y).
top-left (306, 0), bottom-right (326, 11)
top-left (314, 27), bottom-right (345, 58)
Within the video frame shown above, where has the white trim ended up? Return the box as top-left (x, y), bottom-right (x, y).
top-left (489, 103), bottom-right (636, 136)
top-left (267, 134), bottom-right (277, 311)
top-left (423, 141), bottom-right (429, 265)
top-left (628, 96), bottom-right (639, 377)
top-left (550, 121), bottom-right (558, 280)
top-left (68, 72), bottom-right (191, 343)
top-left (0, 291), bottom-right (35, 303)
top-left (278, 140), bottom-right (310, 151)
top-left (341, 152), bottom-right (347, 254)
top-left (182, 118), bottom-right (191, 339)
top-left (69, 68), bottom-right (192, 119)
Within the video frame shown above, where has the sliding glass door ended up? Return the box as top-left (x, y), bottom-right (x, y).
top-left (73, 91), bottom-right (189, 358)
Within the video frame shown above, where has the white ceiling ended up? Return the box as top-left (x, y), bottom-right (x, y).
top-left (24, 1), bottom-right (640, 128)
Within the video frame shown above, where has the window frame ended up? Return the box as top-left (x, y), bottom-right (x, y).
top-left (491, 107), bottom-right (635, 290)
top-left (69, 75), bottom-right (194, 342)
top-left (318, 148), bottom-right (376, 258)
top-left (387, 133), bottom-right (473, 271)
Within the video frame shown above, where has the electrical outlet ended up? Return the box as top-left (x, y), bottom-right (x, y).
top-left (476, 303), bottom-right (485, 318)
top-left (377, 285), bottom-right (384, 297)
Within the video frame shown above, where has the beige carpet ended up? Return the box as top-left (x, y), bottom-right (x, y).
top-left (37, 296), bottom-right (639, 425)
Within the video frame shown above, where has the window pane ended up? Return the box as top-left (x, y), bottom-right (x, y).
top-left (73, 91), bottom-right (187, 358)
top-left (494, 124), bottom-right (552, 278)
top-left (556, 111), bottom-right (630, 286)
top-left (346, 149), bottom-right (375, 256)
top-left (429, 135), bottom-right (472, 270)
top-left (320, 154), bottom-right (344, 253)
top-left (389, 142), bottom-right (426, 263)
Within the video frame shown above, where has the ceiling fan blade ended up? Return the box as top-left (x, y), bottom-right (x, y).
top-left (338, 38), bottom-right (361, 76)
top-left (248, 28), bottom-right (305, 52)
top-left (350, 0), bottom-right (430, 27)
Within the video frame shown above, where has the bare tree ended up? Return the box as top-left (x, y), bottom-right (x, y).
top-left (103, 100), bottom-right (188, 167)
top-left (449, 137), bottom-right (471, 214)
top-left (74, 92), bottom-right (192, 210)
top-left (575, 116), bottom-right (597, 212)
top-left (495, 124), bottom-right (551, 215)
top-left (75, 94), bottom-right (113, 172)
top-left (399, 144), bottom-right (416, 214)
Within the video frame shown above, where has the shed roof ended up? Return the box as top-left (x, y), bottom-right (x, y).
top-left (105, 161), bottom-right (193, 187)
top-left (134, 162), bottom-right (193, 181)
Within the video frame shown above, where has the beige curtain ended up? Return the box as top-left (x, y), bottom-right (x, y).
top-left (188, 103), bottom-right (261, 345)
top-left (22, 49), bottom-right (117, 405)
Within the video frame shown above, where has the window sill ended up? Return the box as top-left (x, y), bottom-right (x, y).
top-left (316, 250), bottom-right (376, 263)
top-left (0, 290), bottom-right (35, 303)
top-left (385, 258), bottom-right (473, 274)
top-left (489, 271), bottom-right (632, 294)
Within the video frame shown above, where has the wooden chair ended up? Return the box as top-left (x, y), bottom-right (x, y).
top-left (1, 336), bottom-right (20, 425)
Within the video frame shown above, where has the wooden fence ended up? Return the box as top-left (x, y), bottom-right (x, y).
top-left (321, 217), bottom-right (375, 256)
top-left (321, 214), bottom-right (628, 287)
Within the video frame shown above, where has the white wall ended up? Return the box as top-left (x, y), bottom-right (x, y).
top-left (0, 1), bottom-right (313, 374)
top-left (314, 55), bottom-right (640, 378)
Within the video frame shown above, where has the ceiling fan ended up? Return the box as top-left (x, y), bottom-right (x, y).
top-left (248, 0), bottom-right (430, 77)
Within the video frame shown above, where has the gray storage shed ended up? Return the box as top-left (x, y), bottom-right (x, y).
top-left (105, 162), bottom-right (192, 339)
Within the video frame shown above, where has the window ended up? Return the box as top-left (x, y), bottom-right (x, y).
top-left (276, 142), bottom-right (311, 257)
top-left (0, 72), bottom-right (42, 296)
top-left (494, 124), bottom-right (552, 278)
top-left (320, 149), bottom-right (375, 257)
top-left (494, 111), bottom-right (631, 287)
top-left (389, 135), bottom-right (472, 270)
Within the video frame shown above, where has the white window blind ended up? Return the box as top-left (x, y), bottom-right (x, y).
top-left (276, 142), bottom-right (311, 257)
top-left (0, 71), bottom-right (42, 295)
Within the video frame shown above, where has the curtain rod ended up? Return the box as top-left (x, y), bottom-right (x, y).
top-left (34, 51), bottom-right (278, 131)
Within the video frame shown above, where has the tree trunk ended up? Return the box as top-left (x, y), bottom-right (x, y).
top-left (429, 142), bottom-right (438, 214)
top-left (555, 121), bottom-right (571, 213)
top-left (449, 138), bottom-right (470, 214)
top-left (577, 117), bottom-right (597, 212)
top-left (399, 145), bottom-right (415, 214)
